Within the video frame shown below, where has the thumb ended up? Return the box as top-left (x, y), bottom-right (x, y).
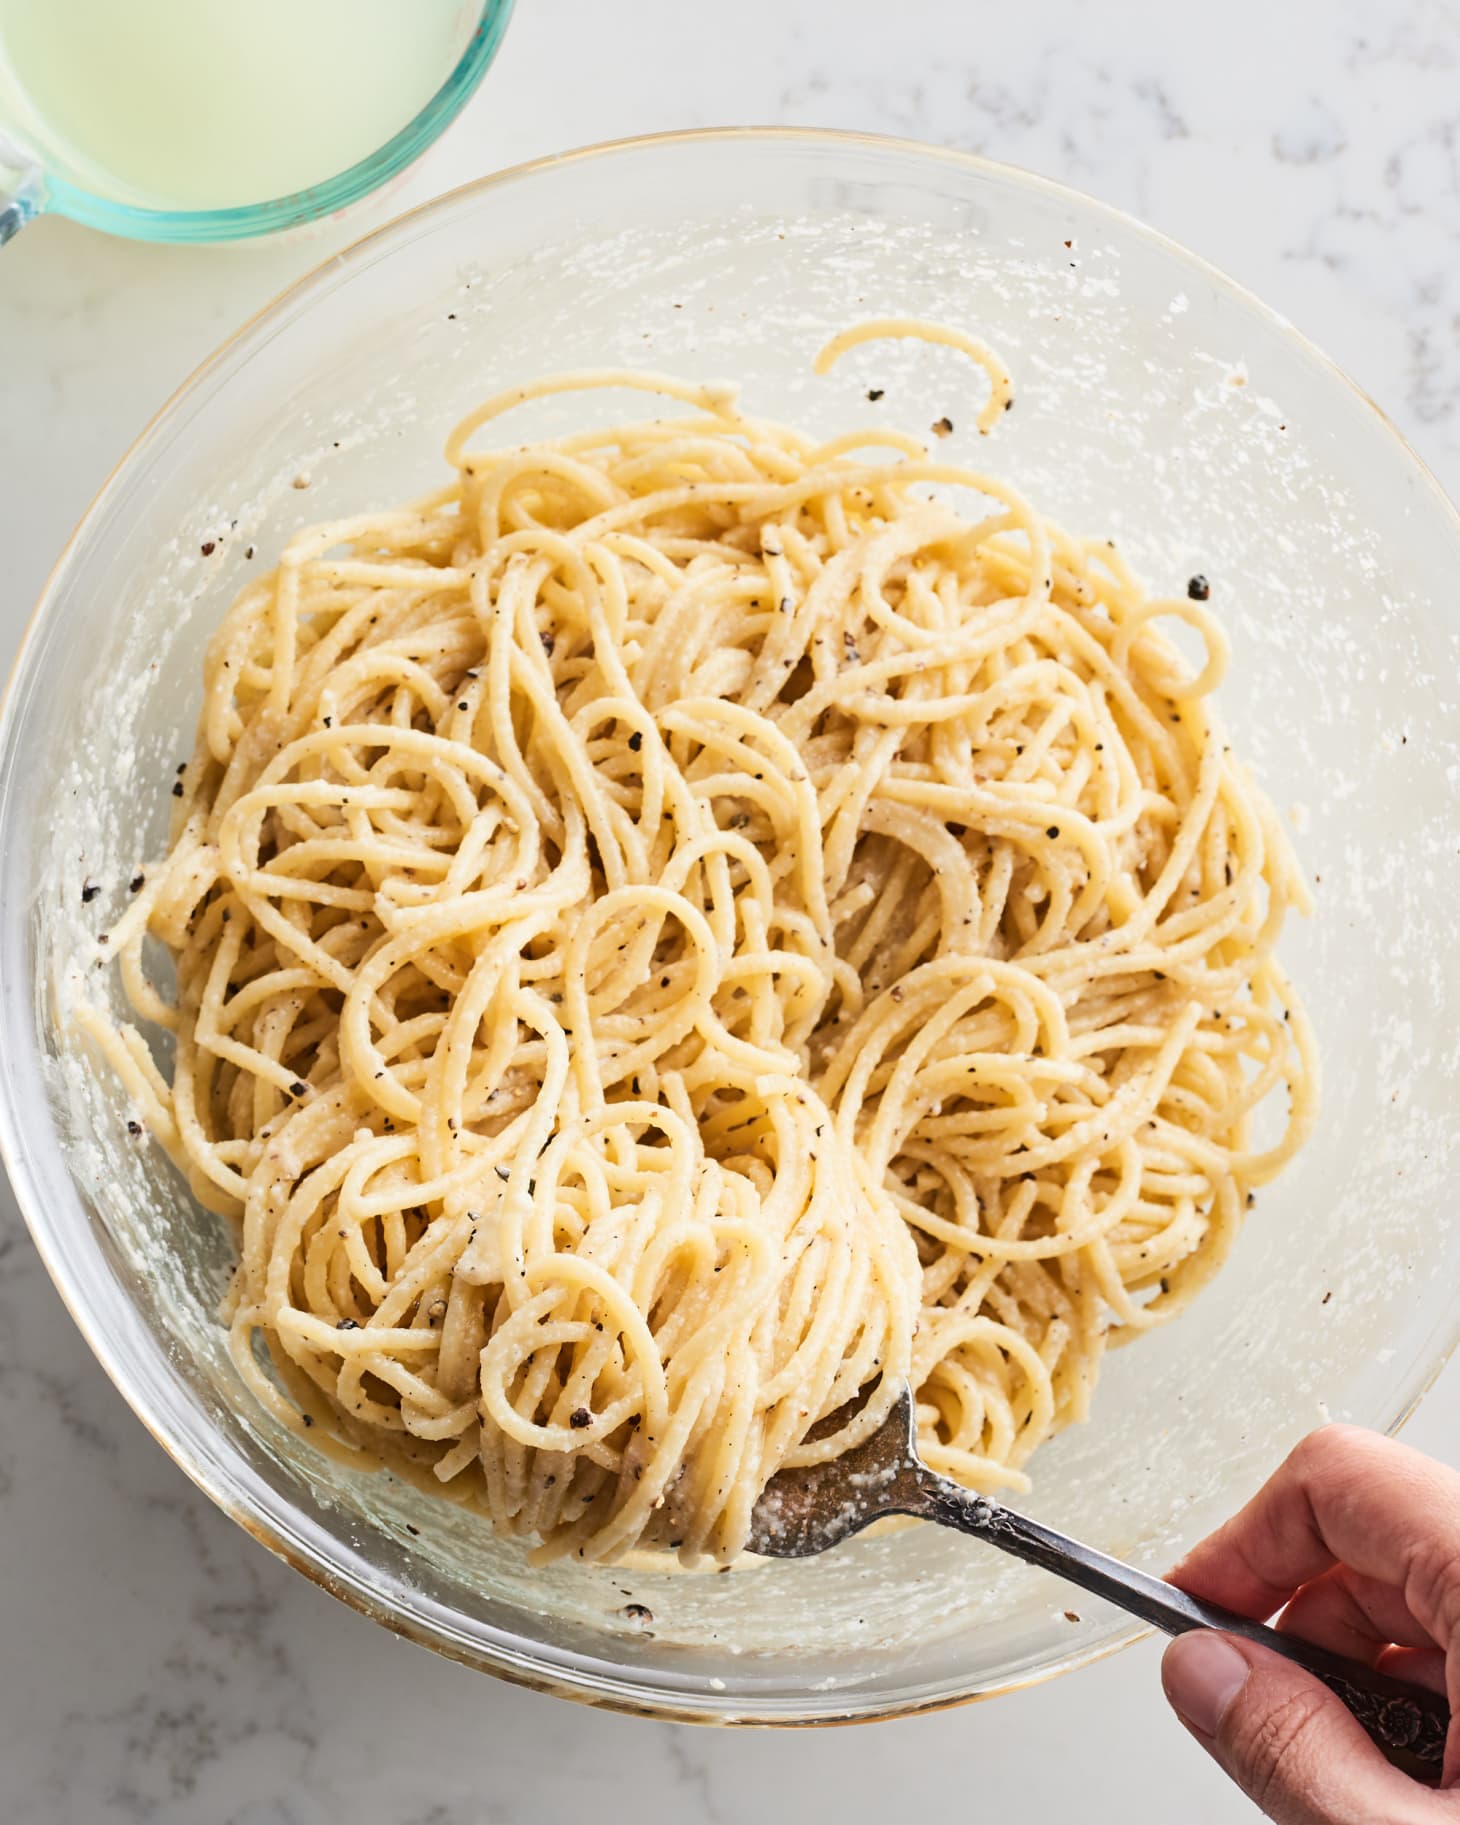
top-left (1161, 1631), bottom-right (1431, 1825)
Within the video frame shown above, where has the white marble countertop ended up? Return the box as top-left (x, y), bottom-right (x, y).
top-left (3, 3), bottom-right (1459, 1820)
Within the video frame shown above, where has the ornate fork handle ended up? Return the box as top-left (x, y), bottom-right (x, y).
top-left (917, 1473), bottom-right (1449, 1783)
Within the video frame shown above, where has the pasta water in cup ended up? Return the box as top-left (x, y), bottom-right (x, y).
top-left (0, 0), bottom-right (513, 245)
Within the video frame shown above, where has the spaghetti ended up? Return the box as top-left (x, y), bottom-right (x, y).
top-left (87, 322), bottom-right (1317, 1565)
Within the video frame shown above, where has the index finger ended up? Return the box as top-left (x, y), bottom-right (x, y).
top-left (1170, 1424), bottom-right (1460, 1635)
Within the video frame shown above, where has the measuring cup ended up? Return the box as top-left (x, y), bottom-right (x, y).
top-left (0, 0), bottom-right (513, 246)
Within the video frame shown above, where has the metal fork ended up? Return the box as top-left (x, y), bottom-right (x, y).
top-left (748, 1385), bottom-right (1449, 1781)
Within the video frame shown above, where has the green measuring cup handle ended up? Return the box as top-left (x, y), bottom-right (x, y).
top-left (0, 133), bottom-right (45, 246)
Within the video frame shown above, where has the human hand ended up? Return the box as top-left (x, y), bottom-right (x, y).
top-left (1160, 1425), bottom-right (1460, 1823)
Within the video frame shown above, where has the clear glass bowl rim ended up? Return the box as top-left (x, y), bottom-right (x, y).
top-left (5, 124), bottom-right (1460, 1724)
top-left (6, 0), bottom-right (514, 242)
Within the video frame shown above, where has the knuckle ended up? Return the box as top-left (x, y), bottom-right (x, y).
top-left (1405, 1529), bottom-right (1460, 1648)
top-left (1227, 1684), bottom-right (1330, 1813)
top-left (1290, 1422), bottom-right (1364, 1475)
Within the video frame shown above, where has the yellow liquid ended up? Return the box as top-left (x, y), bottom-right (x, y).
top-left (0, 0), bottom-right (477, 211)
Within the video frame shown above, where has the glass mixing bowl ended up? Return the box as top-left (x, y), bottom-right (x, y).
top-left (4, 129), bottom-right (1460, 1724)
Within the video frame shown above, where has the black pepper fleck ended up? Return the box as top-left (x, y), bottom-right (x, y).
top-left (1187, 574), bottom-right (1211, 601)
top-left (866, 388), bottom-right (884, 402)
top-left (570, 1407), bottom-right (592, 1428)
top-left (80, 881), bottom-right (101, 904)
top-left (628, 731), bottom-right (643, 751)
top-left (200, 540), bottom-right (216, 556)
top-left (172, 780), bottom-right (184, 797)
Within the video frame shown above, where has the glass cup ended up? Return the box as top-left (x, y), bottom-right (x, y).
top-left (0, 0), bottom-right (513, 246)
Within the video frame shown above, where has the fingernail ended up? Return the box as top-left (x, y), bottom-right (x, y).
top-left (1162, 1632), bottom-right (1250, 1737)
